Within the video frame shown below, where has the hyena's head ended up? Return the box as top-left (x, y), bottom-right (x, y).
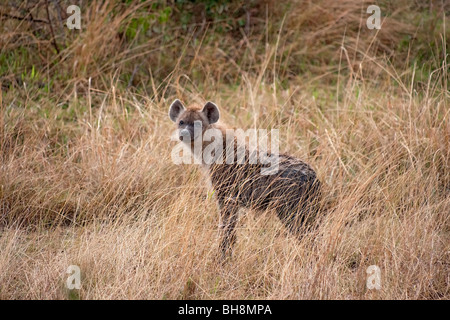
top-left (168, 99), bottom-right (220, 142)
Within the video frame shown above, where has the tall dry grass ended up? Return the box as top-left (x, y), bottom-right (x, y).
top-left (0, 0), bottom-right (449, 299)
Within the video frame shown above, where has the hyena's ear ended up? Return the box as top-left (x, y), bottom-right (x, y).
top-left (202, 102), bottom-right (220, 124)
top-left (169, 99), bottom-right (185, 122)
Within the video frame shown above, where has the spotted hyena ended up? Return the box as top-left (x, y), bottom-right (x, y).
top-left (169, 99), bottom-right (321, 258)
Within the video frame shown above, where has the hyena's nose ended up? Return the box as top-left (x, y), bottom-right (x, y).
top-left (179, 129), bottom-right (191, 141)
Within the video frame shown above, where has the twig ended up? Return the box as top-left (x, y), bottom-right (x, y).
top-left (127, 64), bottom-right (141, 89)
top-left (45, 0), bottom-right (60, 54)
top-left (0, 12), bottom-right (48, 24)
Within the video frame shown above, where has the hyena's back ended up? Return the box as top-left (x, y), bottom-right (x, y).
top-left (209, 154), bottom-right (321, 234)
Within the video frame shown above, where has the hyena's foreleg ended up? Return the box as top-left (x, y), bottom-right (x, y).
top-left (217, 196), bottom-right (239, 259)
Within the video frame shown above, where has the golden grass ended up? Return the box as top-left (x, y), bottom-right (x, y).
top-left (0, 0), bottom-right (449, 299)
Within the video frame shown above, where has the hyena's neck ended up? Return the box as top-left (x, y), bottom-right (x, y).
top-left (187, 123), bottom-right (279, 175)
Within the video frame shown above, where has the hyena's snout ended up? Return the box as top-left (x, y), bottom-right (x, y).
top-left (178, 121), bottom-right (203, 141)
top-left (178, 128), bottom-right (192, 141)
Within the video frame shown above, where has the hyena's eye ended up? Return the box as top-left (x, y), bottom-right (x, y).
top-left (179, 120), bottom-right (184, 125)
